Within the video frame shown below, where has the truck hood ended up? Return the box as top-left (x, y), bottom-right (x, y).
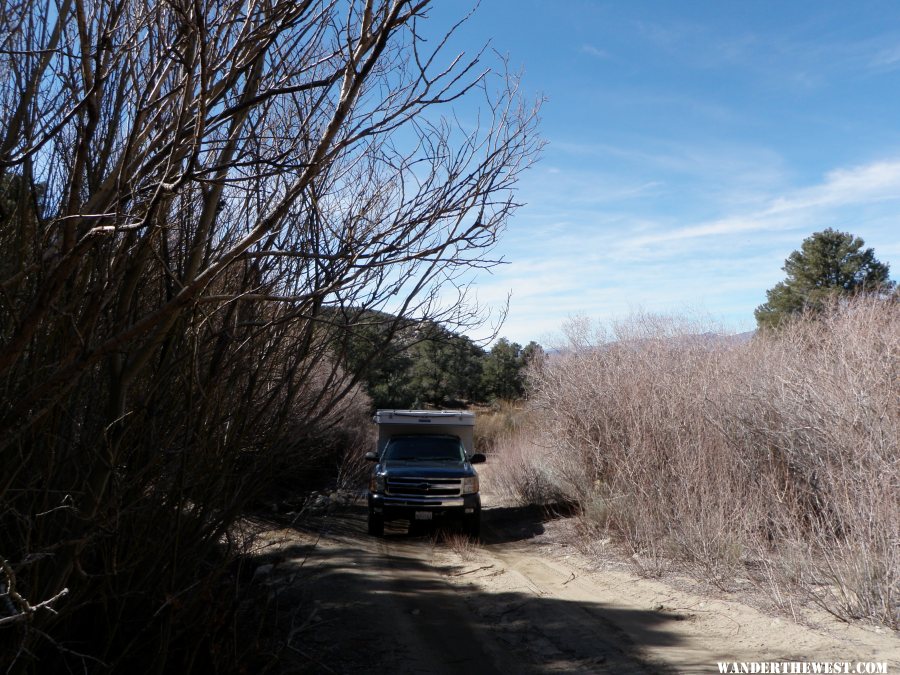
top-left (378, 460), bottom-right (475, 478)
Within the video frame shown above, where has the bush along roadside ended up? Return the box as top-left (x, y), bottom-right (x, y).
top-left (493, 297), bottom-right (899, 629)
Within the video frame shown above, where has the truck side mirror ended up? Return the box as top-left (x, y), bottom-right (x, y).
top-left (364, 451), bottom-right (378, 462)
top-left (469, 453), bottom-right (486, 464)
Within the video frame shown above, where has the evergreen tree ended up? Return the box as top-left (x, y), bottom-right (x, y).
top-left (408, 332), bottom-right (487, 407)
top-left (481, 338), bottom-right (525, 400)
top-left (336, 310), bottom-right (539, 408)
top-left (755, 229), bottom-right (893, 329)
top-left (520, 341), bottom-right (544, 369)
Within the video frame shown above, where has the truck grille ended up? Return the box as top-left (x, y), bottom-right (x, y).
top-left (386, 477), bottom-right (462, 497)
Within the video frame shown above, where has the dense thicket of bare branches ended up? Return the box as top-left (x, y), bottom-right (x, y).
top-left (0, 0), bottom-right (540, 670)
top-left (494, 298), bottom-right (898, 628)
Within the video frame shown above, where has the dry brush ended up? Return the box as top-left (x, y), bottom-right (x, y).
top-left (496, 299), bottom-right (899, 628)
top-left (0, 1), bottom-right (540, 671)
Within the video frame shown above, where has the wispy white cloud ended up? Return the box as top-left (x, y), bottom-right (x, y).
top-left (475, 157), bottom-right (900, 344)
top-left (629, 16), bottom-right (900, 89)
top-left (868, 44), bottom-right (900, 70)
top-left (580, 44), bottom-right (609, 59)
top-left (624, 159), bottom-right (900, 248)
top-left (549, 138), bottom-right (788, 197)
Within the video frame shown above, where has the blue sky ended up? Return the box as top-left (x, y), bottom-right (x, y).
top-left (424, 1), bottom-right (900, 345)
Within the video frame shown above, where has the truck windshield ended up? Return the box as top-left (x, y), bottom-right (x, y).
top-left (382, 436), bottom-right (465, 462)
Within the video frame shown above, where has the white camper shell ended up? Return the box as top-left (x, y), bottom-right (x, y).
top-left (373, 409), bottom-right (475, 457)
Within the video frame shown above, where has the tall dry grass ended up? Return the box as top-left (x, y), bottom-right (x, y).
top-left (473, 401), bottom-right (576, 505)
top-left (473, 401), bottom-right (527, 453)
top-left (494, 298), bottom-right (899, 627)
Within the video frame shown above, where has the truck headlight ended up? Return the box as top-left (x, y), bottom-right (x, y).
top-left (369, 473), bottom-right (385, 493)
top-left (461, 476), bottom-right (479, 495)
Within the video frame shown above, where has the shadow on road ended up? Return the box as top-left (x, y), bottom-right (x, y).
top-left (480, 501), bottom-right (578, 545)
top-left (246, 503), bottom-right (690, 674)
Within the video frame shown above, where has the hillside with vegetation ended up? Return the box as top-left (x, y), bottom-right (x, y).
top-left (334, 309), bottom-right (541, 409)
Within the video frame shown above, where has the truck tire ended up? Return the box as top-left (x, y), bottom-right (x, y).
top-left (367, 510), bottom-right (384, 537)
top-left (463, 513), bottom-right (480, 540)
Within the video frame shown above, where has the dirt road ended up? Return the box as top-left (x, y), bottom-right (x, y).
top-left (253, 471), bottom-right (898, 674)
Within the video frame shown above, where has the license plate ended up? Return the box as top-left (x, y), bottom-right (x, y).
top-left (414, 511), bottom-right (433, 521)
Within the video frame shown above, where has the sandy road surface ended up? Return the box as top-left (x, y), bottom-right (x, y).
top-left (254, 470), bottom-right (898, 674)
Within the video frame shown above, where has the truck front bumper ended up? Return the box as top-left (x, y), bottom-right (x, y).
top-left (368, 493), bottom-right (481, 522)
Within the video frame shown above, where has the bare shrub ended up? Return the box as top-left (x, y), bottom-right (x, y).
top-left (0, 1), bottom-right (540, 670)
top-left (473, 400), bottom-right (527, 453)
top-left (499, 298), bottom-right (898, 626)
top-left (489, 430), bottom-right (574, 506)
top-left (723, 298), bottom-right (899, 625)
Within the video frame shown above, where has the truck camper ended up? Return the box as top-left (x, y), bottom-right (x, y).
top-left (365, 410), bottom-right (485, 538)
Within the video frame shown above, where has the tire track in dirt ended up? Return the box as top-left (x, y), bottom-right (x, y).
top-left (270, 506), bottom-right (675, 673)
top-left (452, 520), bottom-right (682, 674)
top-left (261, 493), bottom-right (898, 674)
top-left (367, 532), bottom-right (514, 674)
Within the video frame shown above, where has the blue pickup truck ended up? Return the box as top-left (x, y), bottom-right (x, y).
top-left (365, 410), bottom-right (485, 538)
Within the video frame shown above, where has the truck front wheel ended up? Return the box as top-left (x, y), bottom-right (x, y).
top-left (368, 510), bottom-right (384, 537)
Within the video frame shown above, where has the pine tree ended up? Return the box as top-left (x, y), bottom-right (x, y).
top-left (481, 338), bottom-right (525, 400)
top-left (755, 229), bottom-right (893, 329)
